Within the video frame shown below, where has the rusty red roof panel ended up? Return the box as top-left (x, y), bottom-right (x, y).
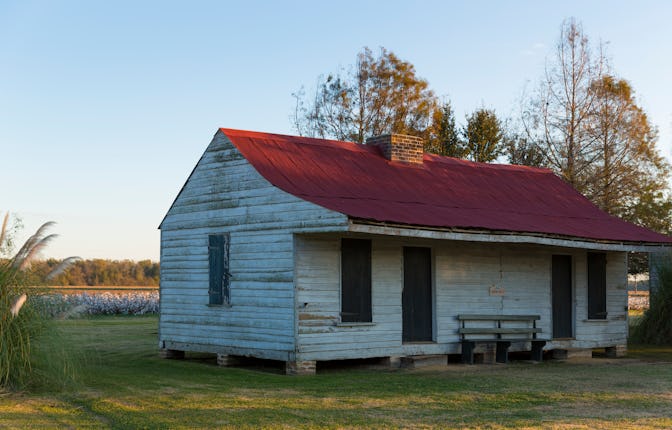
top-left (221, 128), bottom-right (672, 244)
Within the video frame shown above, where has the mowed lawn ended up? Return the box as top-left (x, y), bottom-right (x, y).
top-left (2, 317), bottom-right (672, 429)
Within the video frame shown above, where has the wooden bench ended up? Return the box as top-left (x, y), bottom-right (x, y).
top-left (457, 314), bottom-right (547, 364)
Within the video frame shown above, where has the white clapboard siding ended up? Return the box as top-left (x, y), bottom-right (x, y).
top-left (159, 130), bottom-right (348, 359)
top-left (295, 235), bottom-right (629, 361)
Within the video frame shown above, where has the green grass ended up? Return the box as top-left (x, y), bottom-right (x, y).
top-left (2, 316), bottom-right (672, 429)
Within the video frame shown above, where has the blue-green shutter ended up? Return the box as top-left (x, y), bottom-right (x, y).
top-left (208, 234), bottom-right (230, 305)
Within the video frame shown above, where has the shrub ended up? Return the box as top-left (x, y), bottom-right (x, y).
top-left (632, 263), bottom-right (672, 344)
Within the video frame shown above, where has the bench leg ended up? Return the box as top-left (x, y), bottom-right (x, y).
top-left (496, 341), bottom-right (511, 364)
top-left (531, 340), bottom-right (546, 362)
top-left (461, 340), bottom-right (475, 364)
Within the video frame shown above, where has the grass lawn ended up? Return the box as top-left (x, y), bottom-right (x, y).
top-left (1, 316), bottom-right (672, 429)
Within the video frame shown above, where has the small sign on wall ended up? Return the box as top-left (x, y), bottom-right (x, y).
top-left (489, 286), bottom-right (505, 296)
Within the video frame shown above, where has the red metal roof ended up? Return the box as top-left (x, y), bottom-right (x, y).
top-left (221, 128), bottom-right (672, 244)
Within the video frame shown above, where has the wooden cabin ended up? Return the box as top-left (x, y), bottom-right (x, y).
top-left (159, 128), bottom-right (671, 374)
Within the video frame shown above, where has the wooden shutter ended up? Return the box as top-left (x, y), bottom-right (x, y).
top-left (402, 247), bottom-right (433, 342)
top-left (587, 252), bottom-right (607, 319)
top-left (341, 239), bottom-right (372, 322)
top-left (552, 255), bottom-right (573, 338)
top-left (209, 234), bottom-right (230, 305)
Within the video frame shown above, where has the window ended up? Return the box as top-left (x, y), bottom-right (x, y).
top-left (208, 234), bottom-right (230, 305)
top-left (587, 252), bottom-right (607, 319)
top-left (340, 238), bottom-right (372, 322)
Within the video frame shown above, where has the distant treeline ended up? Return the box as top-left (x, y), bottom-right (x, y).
top-left (18, 259), bottom-right (160, 286)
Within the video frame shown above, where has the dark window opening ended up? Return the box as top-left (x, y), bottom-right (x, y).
top-left (552, 254), bottom-right (573, 338)
top-left (341, 238), bottom-right (372, 322)
top-left (587, 252), bottom-right (607, 319)
top-left (208, 234), bottom-right (230, 305)
top-left (402, 246), bottom-right (433, 342)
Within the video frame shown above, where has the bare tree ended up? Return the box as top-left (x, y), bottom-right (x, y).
top-left (521, 18), bottom-right (672, 233)
top-left (523, 19), bottom-right (605, 192)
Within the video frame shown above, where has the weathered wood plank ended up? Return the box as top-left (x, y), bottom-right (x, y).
top-left (161, 311), bottom-right (292, 323)
top-left (162, 341), bottom-right (291, 361)
top-left (162, 334), bottom-right (293, 351)
top-left (160, 303), bottom-right (292, 317)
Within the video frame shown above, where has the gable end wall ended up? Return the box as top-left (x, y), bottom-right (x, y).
top-left (159, 131), bottom-right (348, 360)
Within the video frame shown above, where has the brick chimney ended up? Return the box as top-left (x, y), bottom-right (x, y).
top-left (366, 134), bottom-right (424, 164)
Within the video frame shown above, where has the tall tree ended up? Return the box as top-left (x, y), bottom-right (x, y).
top-left (427, 102), bottom-right (465, 157)
top-left (521, 18), bottom-right (672, 234)
top-left (293, 47), bottom-right (438, 144)
top-left (504, 132), bottom-right (546, 167)
top-left (462, 108), bottom-right (503, 162)
top-left (522, 18), bottom-right (605, 191)
top-left (585, 75), bottom-right (671, 226)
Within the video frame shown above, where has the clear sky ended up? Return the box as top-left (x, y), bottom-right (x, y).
top-left (2, 1), bottom-right (671, 261)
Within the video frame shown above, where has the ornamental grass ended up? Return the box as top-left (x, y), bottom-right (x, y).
top-left (0, 213), bottom-right (79, 390)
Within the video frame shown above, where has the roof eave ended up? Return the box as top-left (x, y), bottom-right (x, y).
top-left (348, 219), bottom-right (672, 252)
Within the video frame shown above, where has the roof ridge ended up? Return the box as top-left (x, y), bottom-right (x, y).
top-left (423, 152), bottom-right (553, 174)
top-left (220, 127), bottom-right (351, 148)
top-left (221, 128), bottom-right (554, 173)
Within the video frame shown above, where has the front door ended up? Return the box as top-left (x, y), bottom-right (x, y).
top-left (552, 255), bottom-right (573, 338)
top-left (403, 247), bottom-right (433, 342)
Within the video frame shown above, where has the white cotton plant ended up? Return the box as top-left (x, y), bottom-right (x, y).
top-left (39, 291), bottom-right (160, 318)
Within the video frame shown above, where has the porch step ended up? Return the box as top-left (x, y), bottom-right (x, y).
top-left (400, 354), bottom-right (447, 369)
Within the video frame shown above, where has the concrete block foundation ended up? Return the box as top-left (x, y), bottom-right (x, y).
top-left (159, 349), bottom-right (185, 359)
top-left (285, 360), bottom-right (316, 375)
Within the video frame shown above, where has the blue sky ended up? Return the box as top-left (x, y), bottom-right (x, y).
top-left (2, 1), bottom-right (671, 261)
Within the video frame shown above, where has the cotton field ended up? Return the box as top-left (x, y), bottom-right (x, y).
top-left (37, 291), bottom-right (159, 318)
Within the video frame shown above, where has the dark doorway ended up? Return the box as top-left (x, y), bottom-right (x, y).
top-left (403, 247), bottom-right (433, 342)
top-left (552, 255), bottom-right (573, 338)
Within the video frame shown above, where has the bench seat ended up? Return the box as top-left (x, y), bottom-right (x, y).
top-left (458, 327), bottom-right (542, 335)
top-left (457, 314), bottom-right (542, 321)
top-left (457, 314), bottom-right (547, 364)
